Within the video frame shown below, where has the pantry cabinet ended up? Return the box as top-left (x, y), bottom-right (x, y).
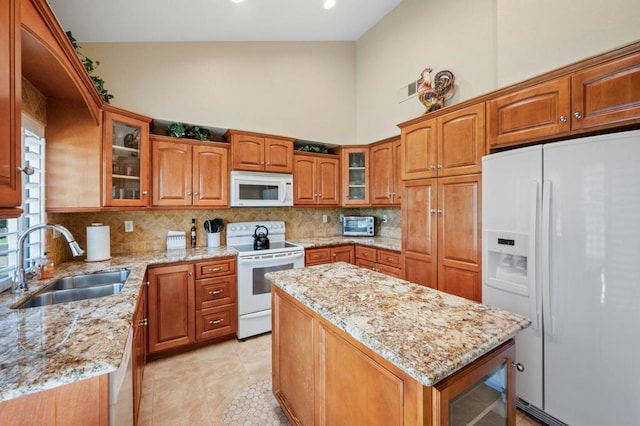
top-left (226, 130), bottom-right (295, 173)
top-left (293, 152), bottom-right (340, 206)
top-left (151, 136), bottom-right (229, 208)
top-left (487, 49), bottom-right (640, 149)
top-left (370, 136), bottom-right (402, 206)
top-left (305, 245), bottom-right (354, 266)
top-left (401, 103), bottom-right (485, 181)
top-left (339, 146), bottom-right (370, 205)
top-left (402, 175), bottom-right (481, 302)
top-left (103, 107), bottom-right (151, 207)
top-left (0, 0), bottom-right (21, 217)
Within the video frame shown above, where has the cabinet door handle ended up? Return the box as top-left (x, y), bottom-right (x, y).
top-left (209, 319), bottom-right (223, 325)
top-left (512, 362), bottom-right (525, 372)
top-left (430, 209), bottom-right (436, 214)
top-left (193, 192), bottom-right (198, 196)
top-left (138, 319), bottom-right (148, 327)
top-left (559, 115), bottom-right (567, 123)
top-left (385, 257), bottom-right (393, 261)
top-left (186, 192), bottom-right (191, 196)
top-left (142, 191), bottom-right (148, 196)
top-left (145, 281), bottom-right (150, 286)
top-left (189, 271), bottom-right (193, 276)
top-left (266, 162), bottom-right (271, 166)
top-left (17, 166), bottom-right (35, 175)
top-left (208, 289), bottom-right (223, 295)
top-left (429, 165), bottom-right (436, 170)
top-left (437, 209), bottom-right (443, 214)
top-left (332, 253), bottom-right (336, 258)
top-left (574, 111), bottom-right (583, 119)
top-left (209, 267), bottom-right (223, 272)
top-left (318, 193), bottom-right (322, 198)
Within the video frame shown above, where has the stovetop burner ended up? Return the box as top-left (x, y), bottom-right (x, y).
top-left (226, 221), bottom-right (304, 256)
top-left (232, 241), bottom-right (300, 253)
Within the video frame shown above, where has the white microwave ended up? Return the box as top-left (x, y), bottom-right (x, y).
top-left (230, 171), bottom-right (293, 207)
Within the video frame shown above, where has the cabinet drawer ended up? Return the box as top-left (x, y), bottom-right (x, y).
top-left (306, 248), bottom-right (331, 265)
top-left (356, 258), bottom-right (376, 271)
top-left (355, 246), bottom-right (376, 261)
top-left (196, 304), bottom-right (237, 341)
top-left (195, 257), bottom-right (236, 279)
top-left (377, 249), bottom-right (402, 268)
top-left (377, 264), bottom-right (403, 279)
top-left (195, 275), bottom-right (237, 309)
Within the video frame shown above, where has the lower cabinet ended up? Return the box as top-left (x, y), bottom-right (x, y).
top-left (305, 245), bottom-right (354, 266)
top-left (132, 282), bottom-right (147, 425)
top-left (355, 246), bottom-right (403, 278)
top-left (273, 287), bottom-right (516, 425)
top-left (147, 257), bottom-right (237, 355)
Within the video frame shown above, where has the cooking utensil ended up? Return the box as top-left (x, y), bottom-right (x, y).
top-left (204, 218), bottom-right (224, 233)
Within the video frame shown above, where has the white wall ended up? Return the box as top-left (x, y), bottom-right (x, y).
top-left (496, 0), bottom-right (640, 86)
top-left (355, 0), bottom-right (497, 143)
top-left (81, 42), bottom-right (357, 145)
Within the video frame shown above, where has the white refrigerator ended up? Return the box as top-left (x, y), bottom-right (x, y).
top-left (482, 129), bottom-right (640, 426)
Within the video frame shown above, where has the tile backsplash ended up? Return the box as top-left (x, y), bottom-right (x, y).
top-left (47, 207), bottom-right (400, 263)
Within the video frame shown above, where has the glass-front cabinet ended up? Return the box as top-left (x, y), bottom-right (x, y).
top-left (103, 108), bottom-right (151, 207)
top-left (433, 339), bottom-right (516, 425)
top-left (340, 146), bottom-right (369, 206)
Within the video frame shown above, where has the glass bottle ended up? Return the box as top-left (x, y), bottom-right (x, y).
top-left (191, 219), bottom-right (197, 248)
top-left (40, 252), bottom-right (55, 279)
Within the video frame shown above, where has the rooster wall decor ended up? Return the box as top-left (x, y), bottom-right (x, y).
top-left (417, 68), bottom-right (456, 114)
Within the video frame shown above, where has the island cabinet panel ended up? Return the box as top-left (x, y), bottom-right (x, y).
top-left (487, 77), bottom-right (572, 149)
top-left (355, 246), bottom-right (403, 278)
top-left (147, 263), bottom-right (195, 353)
top-left (318, 325), bottom-right (405, 425)
top-left (272, 291), bottom-right (315, 426)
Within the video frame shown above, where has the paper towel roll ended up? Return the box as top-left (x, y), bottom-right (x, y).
top-left (86, 223), bottom-right (111, 262)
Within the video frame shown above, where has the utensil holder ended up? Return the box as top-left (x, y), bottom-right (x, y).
top-left (207, 232), bottom-right (221, 248)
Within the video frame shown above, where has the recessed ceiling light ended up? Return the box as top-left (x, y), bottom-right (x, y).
top-left (231, 0), bottom-right (244, 3)
top-left (323, 0), bottom-right (336, 9)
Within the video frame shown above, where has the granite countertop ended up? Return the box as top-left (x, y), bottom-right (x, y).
top-left (0, 247), bottom-right (237, 403)
top-left (266, 262), bottom-right (530, 387)
top-left (289, 235), bottom-right (401, 252)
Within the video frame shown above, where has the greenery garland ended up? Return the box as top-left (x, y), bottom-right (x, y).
top-left (66, 31), bottom-right (114, 103)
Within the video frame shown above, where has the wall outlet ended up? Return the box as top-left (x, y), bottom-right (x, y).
top-left (124, 221), bottom-right (134, 233)
top-left (382, 215), bottom-right (388, 224)
top-left (322, 214), bottom-right (328, 223)
top-left (339, 214), bottom-right (344, 223)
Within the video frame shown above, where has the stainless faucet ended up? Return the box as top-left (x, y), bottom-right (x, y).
top-left (13, 224), bottom-right (84, 292)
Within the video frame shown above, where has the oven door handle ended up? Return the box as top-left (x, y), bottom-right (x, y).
top-left (237, 251), bottom-right (305, 265)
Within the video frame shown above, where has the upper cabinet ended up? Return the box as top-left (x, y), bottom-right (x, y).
top-left (226, 130), bottom-right (294, 173)
top-left (369, 137), bottom-right (402, 206)
top-left (400, 103), bottom-right (485, 180)
top-left (103, 107), bottom-right (151, 207)
top-left (293, 152), bottom-right (340, 206)
top-left (488, 48), bottom-right (640, 149)
top-left (152, 136), bottom-right (229, 208)
top-left (339, 146), bottom-right (369, 206)
top-left (0, 0), bottom-right (21, 217)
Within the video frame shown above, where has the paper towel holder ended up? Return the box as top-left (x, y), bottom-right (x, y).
top-left (85, 223), bottom-right (111, 262)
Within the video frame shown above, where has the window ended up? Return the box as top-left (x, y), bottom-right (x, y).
top-left (0, 114), bottom-right (46, 290)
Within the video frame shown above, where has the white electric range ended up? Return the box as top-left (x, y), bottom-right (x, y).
top-left (226, 221), bottom-right (305, 339)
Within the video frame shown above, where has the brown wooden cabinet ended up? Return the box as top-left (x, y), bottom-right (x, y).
top-left (488, 49), bottom-right (640, 149)
top-left (355, 245), bottom-right (403, 278)
top-left (339, 146), bottom-right (370, 205)
top-left (370, 136), bottom-right (402, 206)
top-left (148, 258), bottom-right (237, 355)
top-left (103, 107), bottom-right (152, 207)
top-left (305, 245), bottom-right (354, 266)
top-left (273, 286), bottom-right (516, 426)
top-left (401, 103), bottom-right (485, 181)
top-left (194, 257), bottom-right (237, 341)
top-left (227, 130), bottom-right (294, 173)
top-left (147, 263), bottom-right (195, 354)
top-left (151, 135), bottom-right (229, 208)
top-left (132, 280), bottom-right (147, 425)
top-left (293, 152), bottom-right (340, 206)
top-left (402, 175), bottom-right (481, 302)
top-left (0, 0), bottom-right (21, 217)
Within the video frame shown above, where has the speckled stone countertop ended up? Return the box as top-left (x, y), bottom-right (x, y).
top-left (0, 247), bottom-right (237, 403)
top-left (266, 262), bottom-right (530, 386)
top-left (289, 235), bottom-right (401, 252)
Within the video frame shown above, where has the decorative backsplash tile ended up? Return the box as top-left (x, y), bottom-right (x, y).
top-left (47, 207), bottom-right (400, 262)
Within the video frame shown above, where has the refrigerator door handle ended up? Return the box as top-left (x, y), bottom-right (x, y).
top-left (528, 180), bottom-right (541, 331)
top-left (541, 179), bottom-right (554, 338)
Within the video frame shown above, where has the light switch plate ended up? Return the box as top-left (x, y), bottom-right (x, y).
top-left (322, 214), bottom-right (328, 223)
top-left (124, 221), bottom-right (134, 232)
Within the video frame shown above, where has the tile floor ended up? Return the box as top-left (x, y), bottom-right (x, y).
top-left (138, 333), bottom-right (544, 425)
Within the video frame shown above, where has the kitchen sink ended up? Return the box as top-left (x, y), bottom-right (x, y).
top-left (12, 269), bottom-right (130, 309)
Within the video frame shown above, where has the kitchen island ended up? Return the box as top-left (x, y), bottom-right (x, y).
top-left (267, 262), bottom-right (530, 425)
